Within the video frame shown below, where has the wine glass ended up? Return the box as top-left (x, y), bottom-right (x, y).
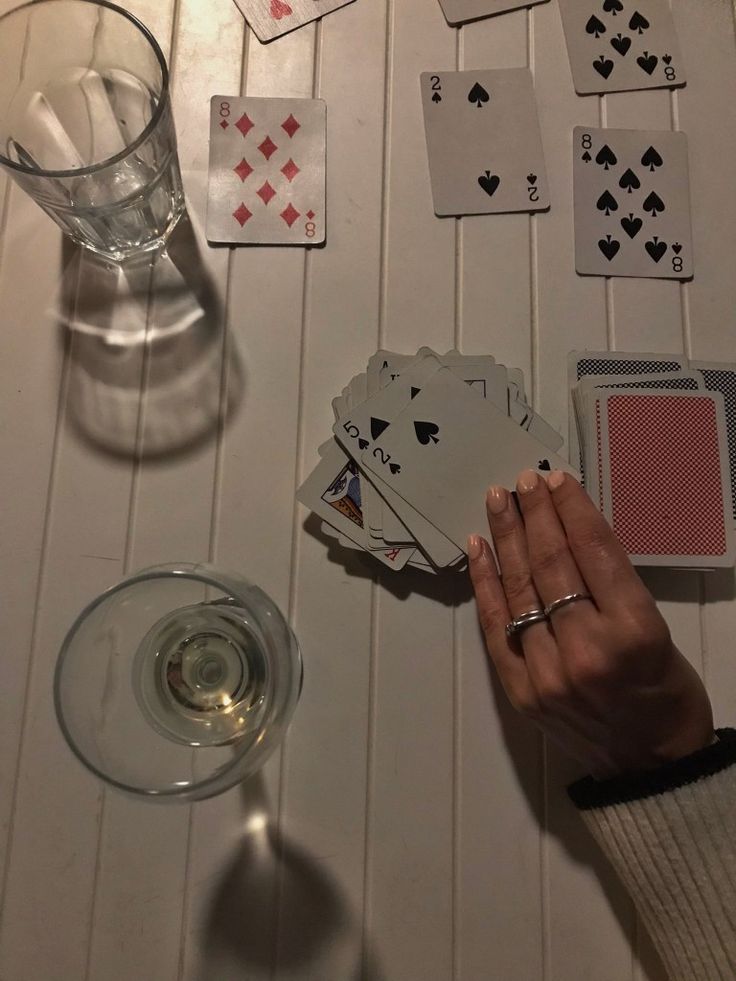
top-left (54, 563), bottom-right (302, 802)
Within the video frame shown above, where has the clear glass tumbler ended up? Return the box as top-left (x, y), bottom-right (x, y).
top-left (0, 0), bottom-right (185, 259)
top-left (54, 564), bottom-right (303, 802)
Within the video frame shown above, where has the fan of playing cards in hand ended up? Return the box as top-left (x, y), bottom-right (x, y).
top-left (297, 349), bottom-right (575, 574)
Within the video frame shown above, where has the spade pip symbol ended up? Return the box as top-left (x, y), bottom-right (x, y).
top-left (414, 421), bottom-right (440, 445)
top-left (596, 144), bottom-right (617, 170)
top-left (641, 146), bottom-right (663, 171)
top-left (432, 92), bottom-right (442, 104)
top-left (467, 82), bottom-right (490, 108)
top-left (371, 417), bottom-right (390, 440)
top-left (597, 190), bottom-right (618, 216)
top-left (643, 190), bottom-right (665, 217)
top-left (585, 14), bottom-right (606, 38)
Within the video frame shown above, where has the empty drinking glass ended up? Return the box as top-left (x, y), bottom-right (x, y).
top-left (54, 564), bottom-right (303, 802)
top-left (0, 0), bottom-right (185, 259)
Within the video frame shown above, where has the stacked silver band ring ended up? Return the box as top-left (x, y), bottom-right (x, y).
top-left (543, 592), bottom-right (592, 617)
top-left (505, 593), bottom-right (592, 639)
top-left (505, 609), bottom-right (548, 638)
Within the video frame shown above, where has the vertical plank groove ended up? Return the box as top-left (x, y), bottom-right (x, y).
top-left (0, 276), bottom-right (75, 912)
top-left (362, 8), bottom-right (393, 977)
top-left (269, 29), bottom-right (325, 980)
top-left (82, 260), bottom-right (155, 981)
top-left (272, 242), bottom-right (315, 981)
top-left (452, 28), bottom-right (463, 977)
top-left (541, 738), bottom-right (550, 981)
top-left (378, 0), bottom-right (394, 341)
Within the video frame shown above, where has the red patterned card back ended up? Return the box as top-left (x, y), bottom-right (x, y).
top-left (606, 393), bottom-right (728, 557)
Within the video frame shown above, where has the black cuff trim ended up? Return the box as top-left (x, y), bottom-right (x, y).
top-left (568, 728), bottom-right (736, 812)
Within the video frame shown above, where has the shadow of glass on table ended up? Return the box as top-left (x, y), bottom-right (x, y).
top-left (57, 210), bottom-right (244, 459)
top-left (199, 772), bottom-right (386, 981)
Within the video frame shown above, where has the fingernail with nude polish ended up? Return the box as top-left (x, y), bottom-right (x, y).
top-left (487, 486), bottom-right (508, 515)
top-left (467, 535), bottom-right (483, 561)
top-left (546, 470), bottom-right (566, 490)
top-left (517, 469), bottom-right (539, 495)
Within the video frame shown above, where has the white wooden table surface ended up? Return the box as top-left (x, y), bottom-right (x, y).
top-left (1, 1), bottom-right (735, 979)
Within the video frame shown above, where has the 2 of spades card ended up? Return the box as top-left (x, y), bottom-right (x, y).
top-left (559, 0), bottom-right (686, 95)
top-left (573, 127), bottom-right (693, 279)
top-left (207, 96), bottom-right (326, 246)
top-left (421, 68), bottom-right (550, 217)
top-left (360, 368), bottom-right (576, 553)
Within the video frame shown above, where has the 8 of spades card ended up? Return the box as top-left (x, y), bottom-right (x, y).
top-left (573, 127), bottom-right (693, 279)
top-left (559, 0), bottom-right (686, 95)
top-left (207, 96), bottom-right (326, 246)
top-left (420, 68), bottom-right (550, 217)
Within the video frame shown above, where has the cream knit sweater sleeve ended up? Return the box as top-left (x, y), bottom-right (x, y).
top-left (567, 728), bottom-right (736, 981)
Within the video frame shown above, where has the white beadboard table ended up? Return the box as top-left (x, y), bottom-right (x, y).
top-left (1, 1), bottom-right (735, 979)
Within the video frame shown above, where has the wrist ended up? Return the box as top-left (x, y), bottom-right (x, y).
top-left (569, 728), bottom-right (736, 811)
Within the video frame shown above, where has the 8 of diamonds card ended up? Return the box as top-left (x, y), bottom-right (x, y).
top-left (207, 96), bottom-right (326, 246)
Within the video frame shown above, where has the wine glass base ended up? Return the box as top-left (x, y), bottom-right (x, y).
top-left (133, 601), bottom-right (269, 748)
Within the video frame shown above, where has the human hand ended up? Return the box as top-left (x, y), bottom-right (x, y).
top-left (468, 470), bottom-right (714, 779)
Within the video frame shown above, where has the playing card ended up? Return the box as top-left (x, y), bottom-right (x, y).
top-left (573, 127), bottom-right (693, 279)
top-left (421, 69), bottom-right (550, 217)
top-left (570, 350), bottom-right (689, 382)
top-left (437, 0), bottom-right (549, 27)
top-left (372, 477), bottom-right (464, 566)
top-left (559, 0), bottom-right (686, 95)
top-left (366, 351), bottom-right (431, 546)
top-left (321, 520), bottom-right (363, 553)
top-left (361, 368), bottom-right (577, 553)
top-left (598, 390), bottom-right (735, 567)
top-left (573, 372), bottom-right (703, 506)
top-left (207, 96), bottom-right (326, 245)
top-left (356, 349), bottom-right (506, 548)
top-left (332, 392), bottom-right (347, 422)
top-left (342, 373), bottom-right (391, 545)
top-left (522, 407), bottom-right (564, 451)
top-left (297, 441), bottom-right (415, 569)
top-left (232, 0), bottom-right (355, 43)
top-left (367, 350), bottom-right (416, 393)
top-left (577, 370), bottom-right (704, 395)
top-left (334, 352), bottom-right (466, 565)
top-left (508, 368), bottom-right (527, 401)
top-left (692, 362), bottom-right (736, 523)
top-left (357, 353), bottom-right (510, 550)
top-left (568, 350), bottom-right (689, 471)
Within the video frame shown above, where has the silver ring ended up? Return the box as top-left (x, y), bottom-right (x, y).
top-left (543, 593), bottom-right (593, 617)
top-left (505, 609), bottom-right (548, 639)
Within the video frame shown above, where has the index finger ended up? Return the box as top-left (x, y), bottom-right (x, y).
top-left (545, 471), bottom-right (652, 615)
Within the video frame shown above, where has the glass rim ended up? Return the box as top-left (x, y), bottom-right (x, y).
top-left (0, 0), bottom-right (171, 180)
top-left (53, 564), bottom-right (275, 801)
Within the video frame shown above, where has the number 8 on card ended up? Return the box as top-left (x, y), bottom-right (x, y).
top-left (573, 126), bottom-right (693, 279)
top-left (207, 96), bottom-right (326, 247)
